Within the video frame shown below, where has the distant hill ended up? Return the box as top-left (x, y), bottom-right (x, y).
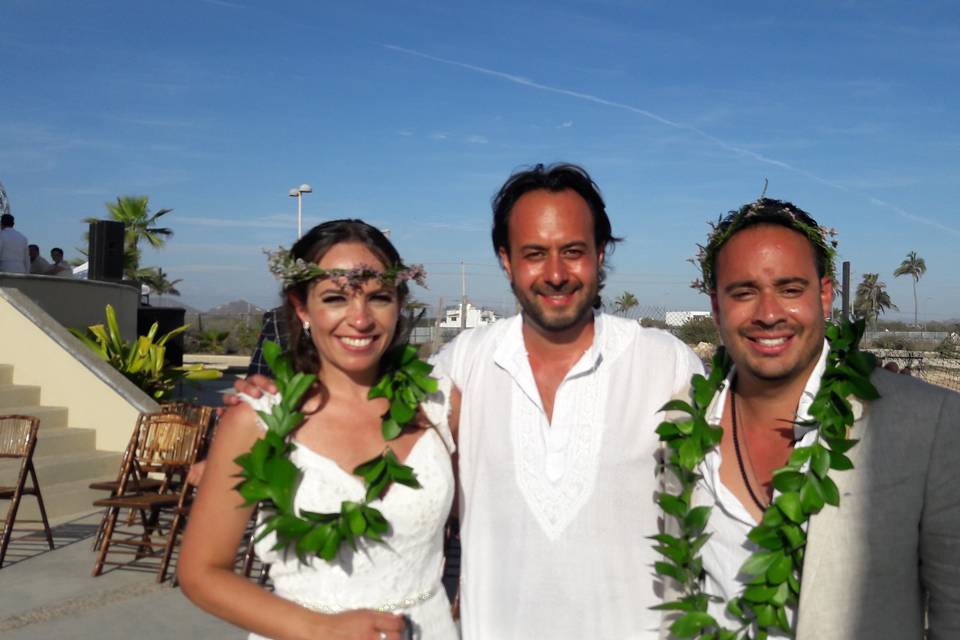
top-left (204, 300), bottom-right (267, 316)
top-left (147, 297), bottom-right (202, 314)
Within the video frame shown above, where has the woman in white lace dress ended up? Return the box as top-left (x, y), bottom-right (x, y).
top-left (179, 220), bottom-right (458, 640)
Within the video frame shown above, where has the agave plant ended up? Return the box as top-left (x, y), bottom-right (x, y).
top-left (70, 304), bottom-right (221, 401)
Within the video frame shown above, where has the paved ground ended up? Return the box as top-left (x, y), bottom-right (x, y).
top-left (0, 512), bottom-right (243, 639)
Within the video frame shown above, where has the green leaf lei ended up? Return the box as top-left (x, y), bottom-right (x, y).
top-left (233, 340), bottom-right (439, 562)
top-left (653, 319), bottom-right (879, 639)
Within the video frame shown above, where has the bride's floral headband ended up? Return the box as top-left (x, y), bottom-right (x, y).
top-left (265, 247), bottom-right (427, 290)
top-left (690, 198), bottom-right (838, 294)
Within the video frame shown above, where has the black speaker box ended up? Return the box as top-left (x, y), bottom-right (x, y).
top-left (88, 220), bottom-right (125, 281)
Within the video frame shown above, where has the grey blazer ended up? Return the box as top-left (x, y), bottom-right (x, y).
top-left (659, 369), bottom-right (960, 639)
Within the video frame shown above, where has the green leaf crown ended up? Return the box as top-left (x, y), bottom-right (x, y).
top-left (266, 246), bottom-right (427, 290)
top-left (690, 198), bottom-right (839, 294)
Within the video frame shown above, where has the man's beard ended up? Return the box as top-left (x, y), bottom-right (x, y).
top-left (512, 280), bottom-right (598, 333)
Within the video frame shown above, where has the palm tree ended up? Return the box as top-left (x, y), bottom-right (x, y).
top-left (85, 196), bottom-right (173, 278)
top-left (140, 267), bottom-right (182, 303)
top-left (613, 291), bottom-right (639, 316)
top-left (854, 273), bottom-right (898, 330)
top-left (893, 250), bottom-right (927, 327)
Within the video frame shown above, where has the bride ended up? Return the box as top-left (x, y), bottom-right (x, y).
top-left (178, 220), bottom-right (458, 640)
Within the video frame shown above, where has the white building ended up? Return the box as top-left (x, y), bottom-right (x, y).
top-left (439, 302), bottom-right (499, 329)
top-left (665, 310), bottom-right (712, 327)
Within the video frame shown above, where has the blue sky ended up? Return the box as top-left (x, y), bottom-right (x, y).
top-left (3, 0), bottom-right (958, 320)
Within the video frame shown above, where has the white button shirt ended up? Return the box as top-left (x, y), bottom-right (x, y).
top-left (0, 227), bottom-right (30, 273)
top-left (432, 312), bottom-right (704, 639)
top-left (696, 342), bottom-right (828, 634)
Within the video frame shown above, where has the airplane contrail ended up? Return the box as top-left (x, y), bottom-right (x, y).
top-left (384, 44), bottom-right (959, 239)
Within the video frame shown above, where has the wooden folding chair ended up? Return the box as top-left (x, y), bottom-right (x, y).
top-left (89, 412), bottom-right (165, 550)
top-left (89, 405), bottom-right (215, 550)
top-left (0, 415), bottom-right (54, 568)
top-left (91, 413), bottom-right (203, 582)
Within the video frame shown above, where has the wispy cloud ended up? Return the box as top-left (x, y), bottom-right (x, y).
top-left (429, 132), bottom-right (449, 140)
top-left (464, 135), bottom-right (488, 144)
top-left (175, 264), bottom-right (254, 273)
top-left (558, 121), bottom-right (574, 129)
top-left (201, 0), bottom-right (245, 8)
top-left (384, 44), bottom-right (960, 238)
top-left (176, 215), bottom-right (293, 229)
top-left (418, 221), bottom-right (487, 232)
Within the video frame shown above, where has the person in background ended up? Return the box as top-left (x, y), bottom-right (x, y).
top-left (0, 213), bottom-right (30, 273)
top-left (29, 244), bottom-right (50, 274)
top-left (47, 247), bottom-right (73, 277)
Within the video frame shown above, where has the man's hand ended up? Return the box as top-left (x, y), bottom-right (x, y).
top-left (224, 374), bottom-right (277, 406)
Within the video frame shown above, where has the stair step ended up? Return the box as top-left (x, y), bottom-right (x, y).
top-left (0, 450), bottom-right (121, 488)
top-left (33, 427), bottom-right (98, 457)
top-left (0, 405), bottom-right (69, 429)
top-left (0, 385), bottom-right (41, 409)
top-left (0, 364), bottom-right (12, 385)
top-left (4, 477), bottom-right (116, 524)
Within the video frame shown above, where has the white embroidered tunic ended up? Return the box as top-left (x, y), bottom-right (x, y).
top-left (695, 342), bottom-right (828, 634)
top-left (432, 312), bottom-right (704, 639)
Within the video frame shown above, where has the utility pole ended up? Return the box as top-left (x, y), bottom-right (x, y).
top-left (841, 261), bottom-right (851, 321)
top-left (460, 260), bottom-right (468, 331)
top-left (432, 296), bottom-right (444, 354)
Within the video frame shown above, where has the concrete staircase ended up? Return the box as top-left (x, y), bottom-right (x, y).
top-left (0, 363), bottom-right (121, 524)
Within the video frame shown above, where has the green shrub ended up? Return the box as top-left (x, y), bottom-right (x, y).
top-left (71, 304), bottom-right (221, 401)
top-left (675, 316), bottom-right (719, 345)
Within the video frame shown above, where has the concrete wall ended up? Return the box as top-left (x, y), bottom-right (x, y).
top-left (0, 273), bottom-right (139, 341)
top-left (0, 287), bottom-right (158, 451)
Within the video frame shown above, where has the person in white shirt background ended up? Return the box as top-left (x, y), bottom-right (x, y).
top-left (47, 247), bottom-right (73, 278)
top-left (433, 163), bottom-right (703, 639)
top-left (29, 244), bottom-right (51, 274)
top-left (0, 213), bottom-right (30, 274)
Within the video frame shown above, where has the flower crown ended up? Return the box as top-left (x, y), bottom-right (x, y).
top-left (266, 247), bottom-right (427, 290)
top-left (690, 198), bottom-right (838, 294)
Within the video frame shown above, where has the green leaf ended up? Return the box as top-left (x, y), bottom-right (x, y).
top-left (656, 422), bottom-right (681, 438)
top-left (389, 397), bottom-right (416, 425)
top-left (740, 551), bottom-right (778, 577)
top-left (678, 436), bottom-right (703, 470)
top-left (659, 399), bottom-right (695, 415)
top-left (780, 523), bottom-right (805, 550)
top-left (820, 474), bottom-right (840, 506)
top-left (668, 612), bottom-right (715, 638)
top-left (659, 494), bottom-right (687, 518)
top-left (742, 584), bottom-right (776, 603)
top-left (775, 492), bottom-right (804, 523)
top-left (654, 561), bottom-right (687, 584)
top-left (771, 469), bottom-right (804, 493)
top-left (381, 416), bottom-right (402, 441)
top-left (747, 526), bottom-right (784, 551)
top-left (800, 474), bottom-right (826, 513)
top-left (828, 449), bottom-right (854, 471)
top-left (810, 445), bottom-right (830, 478)
top-left (788, 447), bottom-right (813, 468)
top-left (683, 506), bottom-right (712, 535)
top-left (766, 552), bottom-right (793, 584)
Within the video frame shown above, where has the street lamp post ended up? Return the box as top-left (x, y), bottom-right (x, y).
top-left (288, 183), bottom-right (313, 238)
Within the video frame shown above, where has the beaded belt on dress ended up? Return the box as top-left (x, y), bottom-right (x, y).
top-left (289, 587), bottom-right (437, 613)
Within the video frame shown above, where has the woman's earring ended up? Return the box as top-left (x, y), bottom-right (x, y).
top-left (302, 321), bottom-right (311, 338)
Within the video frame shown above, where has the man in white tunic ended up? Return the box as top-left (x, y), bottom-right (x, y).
top-left (661, 199), bottom-right (960, 639)
top-left (433, 164), bottom-right (703, 639)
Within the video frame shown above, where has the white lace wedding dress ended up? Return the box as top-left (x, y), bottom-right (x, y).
top-left (239, 392), bottom-right (459, 640)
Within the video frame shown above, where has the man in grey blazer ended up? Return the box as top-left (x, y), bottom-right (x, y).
top-left (661, 198), bottom-right (960, 638)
